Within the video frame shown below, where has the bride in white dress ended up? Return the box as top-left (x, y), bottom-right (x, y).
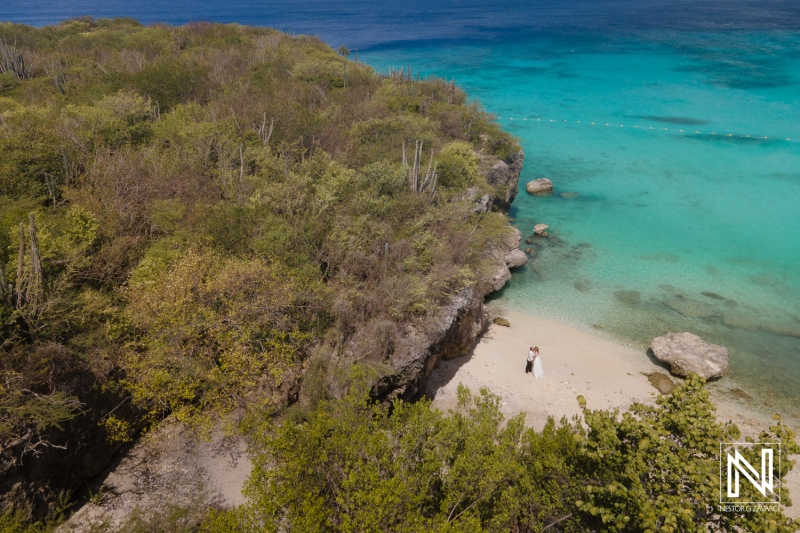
top-left (531, 346), bottom-right (544, 378)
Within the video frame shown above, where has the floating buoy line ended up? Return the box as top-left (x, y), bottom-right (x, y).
top-left (495, 117), bottom-right (799, 144)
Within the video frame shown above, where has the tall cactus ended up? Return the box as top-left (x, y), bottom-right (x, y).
top-left (402, 140), bottom-right (437, 201)
top-left (27, 213), bottom-right (43, 308)
top-left (16, 223), bottom-right (25, 309)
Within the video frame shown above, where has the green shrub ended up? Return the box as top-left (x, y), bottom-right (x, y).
top-left (437, 140), bottom-right (481, 190)
top-left (126, 60), bottom-right (210, 111)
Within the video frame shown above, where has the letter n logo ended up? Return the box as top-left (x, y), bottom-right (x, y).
top-left (720, 442), bottom-right (781, 504)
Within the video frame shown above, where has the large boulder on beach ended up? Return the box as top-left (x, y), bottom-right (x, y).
top-left (650, 332), bottom-right (729, 379)
top-left (526, 178), bottom-right (553, 194)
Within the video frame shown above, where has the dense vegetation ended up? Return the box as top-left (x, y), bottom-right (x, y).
top-left (0, 17), bottom-right (518, 520)
top-left (189, 375), bottom-right (800, 532)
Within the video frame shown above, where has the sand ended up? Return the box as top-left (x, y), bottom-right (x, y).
top-left (427, 308), bottom-right (785, 431)
top-left (426, 308), bottom-right (661, 427)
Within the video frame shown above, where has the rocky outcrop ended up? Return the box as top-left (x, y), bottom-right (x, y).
top-left (1, 367), bottom-right (143, 520)
top-left (504, 248), bottom-right (528, 269)
top-left (533, 224), bottom-right (549, 236)
top-left (463, 186), bottom-right (493, 213)
top-left (650, 332), bottom-right (729, 379)
top-left (57, 419), bottom-right (250, 533)
top-left (489, 227), bottom-right (527, 292)
top-left (480, 148), bottom-right (524, 211)
top-left (526, 178), bottom-right (553, 195)
top-left (377, 144), bottom-right (525, 401)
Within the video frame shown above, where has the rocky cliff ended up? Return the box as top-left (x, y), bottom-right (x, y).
top-left (374, 146), bottom-right (526, 402)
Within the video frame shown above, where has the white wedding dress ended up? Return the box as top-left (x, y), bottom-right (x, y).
top-left (532, 355), bottom-right (544, 378)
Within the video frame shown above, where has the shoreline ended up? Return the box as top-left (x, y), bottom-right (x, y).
top-left (427, 307), bottom-right (791, 438)
top-left (426, 307), bottom-right (800, 517)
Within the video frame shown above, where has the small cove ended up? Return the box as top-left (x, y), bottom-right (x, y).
top-left (362, 30), bottom-right (800, 412)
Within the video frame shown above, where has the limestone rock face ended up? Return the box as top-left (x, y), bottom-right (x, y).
top-left (526, 178), bottom-right (553, 194)
top-left (461, 186), bottom-right (492, 213)
top-left (650, 332), bottom-right (729, 379)
top-left (480, 147), bottom-right (525, 210)
top-left (504, 248), bottom-right (528, 269)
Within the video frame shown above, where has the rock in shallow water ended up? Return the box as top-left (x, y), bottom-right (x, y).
top-left (650, 332), bottom-right (729, 379)
top-left (722, 311), bottom-right (761, 332)
top-left (526, 178), bottom-right (553, 194)
top-left (722, 313), bottom-right (800, 338)
top-left (760, 321), bottom-right (800, 338)
top-left (614, 290), bottom-right (641, 305)
top-left (665, 296), bottom-right (717, 319)
top-left (729, 388), bottom-right (753, 401)
top-left (574, 280), bottom-right (591, 292)
top-left (533, 223), bottom-right (549, 236)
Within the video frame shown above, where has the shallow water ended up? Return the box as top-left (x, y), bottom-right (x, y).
top-left (4, 1), bottom-right (800, 409)
top-left (363, 32), bottom-right (800, 409)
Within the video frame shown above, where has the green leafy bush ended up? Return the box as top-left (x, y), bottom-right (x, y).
top-left (225, 374), bottom-right (799, 533)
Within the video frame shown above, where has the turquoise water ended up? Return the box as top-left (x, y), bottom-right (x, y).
top-left (363, 32), bottom-right (800, 408)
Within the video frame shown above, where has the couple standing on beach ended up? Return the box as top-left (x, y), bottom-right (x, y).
top-left (525, 346), bottom-right (544, 378)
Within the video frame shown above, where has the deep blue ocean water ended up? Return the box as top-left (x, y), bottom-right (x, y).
top-left (4, 1), bottom-right (800, 410)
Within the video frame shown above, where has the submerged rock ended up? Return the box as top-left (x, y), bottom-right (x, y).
top-left (701, 291), bottom-right (726, 301)
top-left (729, 388), bottom-right (753, 401)
top-left (650, 332), bottom-right (729, 379)
top-left (722, 313), bottom-right (800, 338)
top-left (493, 317), bottom-right (511, 327)
top-left (614, 290), bottom-right (641, 305)
top-left (533, 223), bottom-right (549, 236)
top-left (665, 296), bottom-right (717, 319)
top-left (574, 280), bottom-right (591, 293)
top-left (759, 321), bottom-right (800, 339)
top-left (526, 177), bottom-right (553, 194)
top-left (722, 311), bottom-right (761, 332)
top-left (644, 371), bottom-right (676, 394)
top-left (560, 191), bottom-right (580, 199)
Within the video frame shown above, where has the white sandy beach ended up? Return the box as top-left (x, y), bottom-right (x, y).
top-left (427, 308), bottom-right (662, 427)
top-left (428, 308), bottom-right (785, 432)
